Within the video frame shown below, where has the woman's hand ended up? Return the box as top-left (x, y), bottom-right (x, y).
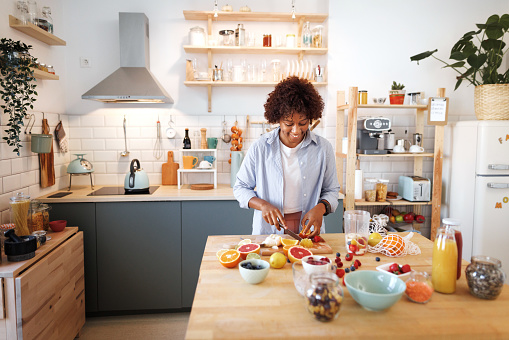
top-left (248, 197), bottom-right (286, 230)
top-left (301, 204), bottom-right (327, 237)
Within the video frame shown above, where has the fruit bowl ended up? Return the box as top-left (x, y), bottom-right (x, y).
top-left (344, 270), bottom-right (406, 311)
top-left (301, 255), bottom-right (332, 275)
top-left (239, 259), bottom-right (270, 284)
top-left (49, 220), bottom-right (67, 232)
top-left (376, 262), bottom-right (414, 280)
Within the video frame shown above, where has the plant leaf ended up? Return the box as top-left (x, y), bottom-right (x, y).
top-left (486, 14), bottom-right (500, 25)
top-left (481, 38), bottom-right (506, 51)
top-left (443, 61), bottom-right (465, 68)
top-left (500, 14), bottom-right (509, 30)
top-left (486, 24), bottom-right (504, 39)
top-left (450, 51), bottom-right (465, 60)
top-left (467, 53), bottom-right (487, 68)
top-left (454, 78), bottom-right (463, 91)
top-left (410, 49), bottom-right (438, 61)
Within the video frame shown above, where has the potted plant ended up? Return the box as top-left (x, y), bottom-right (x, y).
top-left (410, 14), bottom-right (509, 120)
top-left (0, 38), bottom-right (38, 156)
top-left (389, 81), bottom-right (406, 105)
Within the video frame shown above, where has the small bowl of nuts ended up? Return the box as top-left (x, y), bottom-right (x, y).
top-left (302, 255), bottom-right (332, 275)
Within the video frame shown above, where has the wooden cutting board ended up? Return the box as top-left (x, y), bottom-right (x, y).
top-left (222, 235), bottom-right (333, 255)
top-left (39, 118), bottom-right (55, 188)
top-left (162, 151), bottom-right (179, 185)
top-left (190, 184), bottom-right (214, 190)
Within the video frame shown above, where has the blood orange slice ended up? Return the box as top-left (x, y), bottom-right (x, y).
top-left (238, 243), bottom-right (261, 260)
top-left (288, 246), bottom-right (313, 264)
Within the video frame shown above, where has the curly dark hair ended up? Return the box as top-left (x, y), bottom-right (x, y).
top-left (264, 76), bottom-right (324, 124)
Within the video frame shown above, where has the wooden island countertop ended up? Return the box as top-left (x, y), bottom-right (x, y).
top-left (186, 233), bottom-right (509, 339)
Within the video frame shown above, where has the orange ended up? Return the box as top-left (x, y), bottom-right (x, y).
top-left (283, 245), bottom-right (293, 257)
top-left (381, 234), bottom-right (405, 256)
top-left (288, 246), bottom-right (313, 264)
top-left (218, 249), bottom-right (241, 268)
top-left (216, 249), bottom-right (229, 260)
top-left (281, 238), bottom-right (299, 247)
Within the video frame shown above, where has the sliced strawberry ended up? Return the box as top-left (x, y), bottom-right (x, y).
top-left (401, 264), bottom-right (411, 273)
top-left (353, 261), bottom-right (359, 269)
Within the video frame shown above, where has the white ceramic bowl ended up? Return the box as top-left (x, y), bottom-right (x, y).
top-left (301, 255), bottom-right (332, 275)
top-left (376, 262), bottom-right (414, 280)
top-left (239, 259), bottom-right (270, 284)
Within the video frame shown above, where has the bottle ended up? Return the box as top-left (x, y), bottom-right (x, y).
top-left (302, 21), bottom-right (311, 48)
top-left (183, 128), bottom-right (191, 149)
top-left (41, 6), bottom-right (53, 33)
top-left (235, 24), bottom-right (245, 46)
top-left (432, 219), bottom-right (458, 293)
top-left (441, 218), bottom-right (462, 280)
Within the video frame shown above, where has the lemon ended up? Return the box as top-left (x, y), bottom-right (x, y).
top-left (238, 239), bottom-right (252, 246)
top-left (246, 253), bottom-right (261, 260)
top-left (368, 232), bottom-right (383, 247)
top-left (270, 252), bottom-right (286, 269)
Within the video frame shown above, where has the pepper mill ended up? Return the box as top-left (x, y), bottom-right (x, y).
top-left (200, 128), bottom-right (207, 149)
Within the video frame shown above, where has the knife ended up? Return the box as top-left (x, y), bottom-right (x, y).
top-left (278, 221), bottom-right (302, 241)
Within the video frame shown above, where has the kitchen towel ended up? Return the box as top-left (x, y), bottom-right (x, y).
top-left (354, 169), bottom-right (363, 200)
top-left (55, 120), bottom-right (68, 152)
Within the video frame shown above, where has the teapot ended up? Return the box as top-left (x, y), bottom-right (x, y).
top-left (124, 159), bottom-right (150, 193)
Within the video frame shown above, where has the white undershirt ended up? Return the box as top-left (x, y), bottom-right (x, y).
top-left (280, 140), bottom-right (303, 213)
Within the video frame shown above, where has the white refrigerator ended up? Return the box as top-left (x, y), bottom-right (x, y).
top-left (446, 120), bottom-right (509, 274)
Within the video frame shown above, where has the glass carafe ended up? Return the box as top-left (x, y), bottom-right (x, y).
top-left (432, 221), bottom-right (458, 293)
top-left (305, 272), bottom-right (343, 322)
top-left (9, 192), bottom-right (32, 236)
top-left (302, 21), bottom-right (312, 48)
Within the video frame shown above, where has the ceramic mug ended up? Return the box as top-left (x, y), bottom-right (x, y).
top-left (207, 137), bottom-right (218, 149)
top-left (204, 155), bottom-right (216, 164)
top-left (183, 156), bottom-right (198, 169)
top-left (409, 145), bottom-right (424, 153)
top-left (393, 145), bottom-right (405, 153)
top-left (198, 160), bottom-right (212, 169)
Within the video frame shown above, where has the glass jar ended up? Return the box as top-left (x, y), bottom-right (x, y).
top-left (9, 192), bottom-right (32, 236)
top-left (40, 6), bottom-right (53, 33)
top-left (26, 0), bottom-right (37, 25)
top-left (376, 178), bottom-right (389, 202)
top-left (364, 178), bottom-right (377, 202)
top-left (271, 59), bottom-right (281, 82)
top-left (189, 26), bottom-right (206, 46)
top-left (219, 29), bottom-right (234, 46)
top-left (358, 90), bottom-right (368, 105)
top-left (302, 21), bottom-right (312, 48)
top-left (47, 65), bottom-right (55, 74)
top-left (404, 271), bottom-right (434, 303)
top-left (312, 25), bottom-right (323, 48)
top-left (465, 256), bottom-right (506, 300)
top-left (30, 200), bottom-right (44, 231)
top-left (305, 272), bottom-right (343, 322)
top-left (235, 24), bottom-right (245, 46)
top-left (286, 34), bottom-right (295, 48)
top-left (16, 0), bottom-right (28, 24)
top-left (263, 34), bottom-right (272, 47)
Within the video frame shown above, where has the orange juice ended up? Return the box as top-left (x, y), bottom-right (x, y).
top-left (432, 235), bottom-right (458, 294)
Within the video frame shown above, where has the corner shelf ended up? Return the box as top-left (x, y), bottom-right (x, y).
top-left (178, 149), bottom-right (218, 189)
top-left (9, 15), bottom-right (66, 46)
top-left (31, 68), bottom-right (59, 80)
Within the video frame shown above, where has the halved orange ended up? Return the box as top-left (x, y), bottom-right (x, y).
top-left (288, 246), bottom-right (313, 264)
top-left (216, 249), bottom-right (229, 260)
top-left (219, 249), bottom-right (241, 268)
top-left (281, 238), bottom-right (299, 247)
top-left (283, 245), bottom-right (293, 257)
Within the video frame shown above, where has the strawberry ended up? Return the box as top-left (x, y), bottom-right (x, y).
top-left (345, 253), bottom-right (353, 261)
top-left (354, 259), bottom-right (362, 267)
top-left (401, 264), bottom-right (411, 273)
top-left (336, 261), bottom-right (343, 268)
top-left (353, 261), bottom-right (359, 269)
top-left (313, 235), bottom-right (325, 243)
top-left (349, 244), bottom-right (358, 252)
top-left (336, 268), bottom-right (345, 278)
top-left (389, 263), bottom-right (400, 272)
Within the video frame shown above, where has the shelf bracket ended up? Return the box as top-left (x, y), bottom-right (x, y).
top-left (207, 85), bottom-right (212, 112)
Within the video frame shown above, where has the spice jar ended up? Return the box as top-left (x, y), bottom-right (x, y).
top-left (405, 271), bottom-right (433, 304)
top-left (465, 256), bottom-right (506, 300)
top-left (263, 34), bottom-right (272, 47)
top-left (305, 272), bottom-right (343, 322)
top-left (9, 192), bottom-right (32, 236)
top-left (364, 178), bottom-right (377, 202)
top-left (358, 90), bottom-right (368, 104)
top-left (312, 25), bottom-right (323, 48)
top-left (376, 178), bottom-right (389, 202)
top-left (47, 65), bottom-right (55, 74)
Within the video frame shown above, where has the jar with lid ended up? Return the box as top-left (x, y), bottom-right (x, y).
top-left (189, 26), bottom-right (206, 46)
top-left (305, 272), bottom-right (343, 322)
top-left (404, 271), bottom-right (434, 304)
top-left (26, 0), bottom-right (37, 25)
top-left (219, 29), bottom-right (234, 46)
top-left (465, 256), bottom-right (506, 300)
top-left (263, 34), bottom-right (272, 47)
top-left (39, 6), bottom-right (53, 33)
top-left (358, 90), bottom-right (368, 104)
top-left (40, 63), bottom-right (48, 72)
top-left (47, 65), bottom-right (55, 74)
top-left (302, 21), bottom-right (312, 48)
top-left (286, 34), bottom-right (295, 48)
top-left (235, 24), bottom-right (245, 46)
top-left (432, 221), bottom-right (458, 294)
top-left (364, 178), bottom-right (377, 202)
top-left (376, 178), bottom-right (389, 202)
top-left (9, 192), bottom-right (32, 236)
top-left (312, 25), bottom-right (323, 48)
top-left (30, 200), bottom-right (44, 231)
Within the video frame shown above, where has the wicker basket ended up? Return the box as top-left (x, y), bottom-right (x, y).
top-left (474, 84), bottom-right (509, 120)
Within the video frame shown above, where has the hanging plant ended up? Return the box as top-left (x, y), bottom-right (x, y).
top-left (0, 38), bottom-right (38, 156)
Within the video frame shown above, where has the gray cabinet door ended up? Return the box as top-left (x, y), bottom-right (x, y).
top-left (96, 202), bottom-right (181, 311)
top-left (324, 199), bottom-right (344, 233)
top-left (181, 201), bottom-right (253, 307)
top-left (48, 203), bottom-right (98, 313)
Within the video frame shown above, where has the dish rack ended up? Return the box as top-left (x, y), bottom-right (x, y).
top-left (178, 149), bottom-right (217, 189)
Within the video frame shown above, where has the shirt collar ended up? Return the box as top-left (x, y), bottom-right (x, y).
top-left (265, 126), bottom-right (317, 148)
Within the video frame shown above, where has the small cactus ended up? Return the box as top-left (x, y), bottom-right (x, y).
top-left (391, 81), bottom-right (405, 90)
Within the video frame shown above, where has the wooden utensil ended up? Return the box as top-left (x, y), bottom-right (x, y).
top-left (162, 151), bottom-right (179, 185)
top-left (39, 118), bottom-right (55, 188)
top-left (200, 128), bottom-right (207, 149)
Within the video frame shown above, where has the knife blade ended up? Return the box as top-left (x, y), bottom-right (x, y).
top-left (278, 222), bottom-right (302, 241)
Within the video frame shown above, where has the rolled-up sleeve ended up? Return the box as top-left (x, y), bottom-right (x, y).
top-left (233, 144), bottom-right (258, 209)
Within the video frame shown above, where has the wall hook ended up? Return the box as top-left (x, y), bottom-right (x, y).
top-left (25, 114), bottom-right (35, 134)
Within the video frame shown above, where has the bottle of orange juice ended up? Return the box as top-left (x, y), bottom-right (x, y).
top-left (432, 219), bottom-right (458, 293)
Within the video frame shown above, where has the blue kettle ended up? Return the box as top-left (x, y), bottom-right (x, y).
top-left (124, 159), bottom-right (150, 193)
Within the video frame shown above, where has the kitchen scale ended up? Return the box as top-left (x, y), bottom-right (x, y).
top-left (67, 154), bottom-right (94, 191)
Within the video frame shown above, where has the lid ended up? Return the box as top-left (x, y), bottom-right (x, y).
top-left (30, 199), bottom-right (41, 209)
top-left (286, 34), bottom-right (295, 37)
top-left (364, 178), bottom-right (378, 183)
top-left (10, 192), bottom-right (30, 203)
top-left (40, 63), bottom-right (46, 67)
top-left (219, 30), bottom-right (234, 35)
top-left (359, 90), bottom-right (367, 92)
top-left (377, 178), bottom-right (390, 183)
top-left (190, 26), bottom-right (205, 32)
top-left (47, 65), bottom-right (53, 68)
top-left (442, 218), bottom-right (461, 226)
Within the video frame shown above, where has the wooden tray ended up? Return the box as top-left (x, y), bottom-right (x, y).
top-left (190, 184), bottom-right (214, 190)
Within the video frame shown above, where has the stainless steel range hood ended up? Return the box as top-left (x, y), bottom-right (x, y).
top-left (82, 12), bottom-right (173, 104)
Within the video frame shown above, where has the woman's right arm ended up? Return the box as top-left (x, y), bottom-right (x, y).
top-left (248, 197), bottom-right (286, 229)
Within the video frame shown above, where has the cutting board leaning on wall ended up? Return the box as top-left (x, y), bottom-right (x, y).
top-left (39, 118), bottom-right (55, 187)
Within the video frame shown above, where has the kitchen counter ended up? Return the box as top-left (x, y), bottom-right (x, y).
top-left (39, 184), bottom-right (345, 203)
top-left (186, 233), bottom-right (509, 339)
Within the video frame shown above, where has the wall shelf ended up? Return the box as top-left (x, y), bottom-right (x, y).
top-left (184, 81), bottom-right (327, 87)
top-left (183, 11), bottom-right (328, 23)
top-left (184, 45), bottom-right (327, 55)
top-left (354, 200), bottom-right (432, 206)
top-left (356, 153), bottom-right (434, 158)
top-left (9, 15), bottom-right (66, 46)
top-left (31, 68), bottom-right (59, 80)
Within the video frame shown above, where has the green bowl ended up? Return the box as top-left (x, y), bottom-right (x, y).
top-left (344, 270), bottom-right (405, 311)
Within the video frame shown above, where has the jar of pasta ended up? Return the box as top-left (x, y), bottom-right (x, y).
top-left (364, 178), bottom-right (377, 202)
top-left (376, 179), bottom-right (389, 202)
top-left (9, 192), bottom-right (32, 236)
top-left (30, 200), bottom-right (45, 231)
top-left (40, 203), bottom-right (51, 231)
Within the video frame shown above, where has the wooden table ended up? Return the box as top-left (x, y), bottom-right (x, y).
top-left (186, 233), bottom-right (509, 339)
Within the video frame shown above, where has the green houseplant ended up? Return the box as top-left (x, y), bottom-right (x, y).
top-left (0, 38), bottom-right (38, 156)
top-left (410, 14), bottom-right (509, 119)
top-left (389, 81), bottom-right (406, 105)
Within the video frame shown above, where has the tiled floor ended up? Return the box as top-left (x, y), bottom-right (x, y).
top-left (78, 312), bottom-right (190, 340)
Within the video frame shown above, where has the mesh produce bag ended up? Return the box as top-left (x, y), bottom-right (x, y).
top-left (368, 232), bottom-right (421, 257)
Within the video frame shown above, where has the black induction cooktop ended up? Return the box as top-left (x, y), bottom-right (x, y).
top-left (88, 186), bottom-right (159, 196)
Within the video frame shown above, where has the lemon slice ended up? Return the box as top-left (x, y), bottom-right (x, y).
top-left (238, 239), bottom-right (252, 246)
top-left (246, 253), bottom-right (261, 260)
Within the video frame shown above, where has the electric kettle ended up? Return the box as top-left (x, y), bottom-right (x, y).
top-left (124, 159), bottom-right (150, 193)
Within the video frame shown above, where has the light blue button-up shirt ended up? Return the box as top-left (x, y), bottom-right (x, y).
top-left (233, 127), bottom-right (340, 235)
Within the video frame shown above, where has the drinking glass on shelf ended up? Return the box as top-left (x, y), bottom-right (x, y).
top-left (26, 0), bottom-right (37, 25)
top-left (226, 58), bottom-right (233, 82)
top-left (247, 32), bottom-right (255, 47)
top-left (260, 59), bottom-right (267, 82)
top-left (16, 0), bottom-right (28, 24)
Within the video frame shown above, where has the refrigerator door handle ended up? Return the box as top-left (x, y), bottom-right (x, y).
top-left (488, 164), bottom-right (509, 170)
top-left (487, 183), bottom-right (509, 189)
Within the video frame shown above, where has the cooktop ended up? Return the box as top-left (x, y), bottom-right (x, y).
top-left (88, 186), bottom-right (159, 196)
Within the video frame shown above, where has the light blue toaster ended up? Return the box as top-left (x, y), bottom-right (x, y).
top-left (398, 176), bottom-right (431, 202)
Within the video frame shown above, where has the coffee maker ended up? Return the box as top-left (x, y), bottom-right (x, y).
top-left (356, 117), bottom-right (391, 154)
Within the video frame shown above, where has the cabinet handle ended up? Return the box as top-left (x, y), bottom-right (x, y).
top-left (488, 164), bottom-right (509, 170)
top-left (487, 183), bottom-right (509, 189)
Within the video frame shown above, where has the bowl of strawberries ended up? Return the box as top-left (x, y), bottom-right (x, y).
top-left (376, 262), bottom-right (414, 280)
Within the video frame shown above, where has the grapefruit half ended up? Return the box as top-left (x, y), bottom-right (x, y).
top-left (238, 243), bottom-right (261, 260)
top-left (288, 246), bottom-right (313, 264)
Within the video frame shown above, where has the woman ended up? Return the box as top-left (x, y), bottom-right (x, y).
top-left (233, 77), bottom-right (340, 236)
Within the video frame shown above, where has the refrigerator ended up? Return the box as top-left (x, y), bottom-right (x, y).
top-left (446, 120), bottom-right (509, 274)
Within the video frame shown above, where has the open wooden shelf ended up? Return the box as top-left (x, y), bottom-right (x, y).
top-left (31, 68), bottom-right (59, 80)
top-left (356, 153), bottom-right (434, 158)
top-left (9, 15), bottom-right (66, 45)
top-left (184, 45), bottom-right (328, 55)
top-left (183, 11), bottom-right (328, 22)
top-left (354, 199), bottom-right (432, 206)
top-left (337, 104), bottom-right (428, 110)
top-left (184, 81), bottom-right (327, 87)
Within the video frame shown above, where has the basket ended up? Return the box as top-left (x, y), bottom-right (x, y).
top-left (474, 84), bottom-right (509, 120)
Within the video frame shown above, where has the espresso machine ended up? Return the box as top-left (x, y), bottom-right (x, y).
top-left (356, 117), bottom-right (391, 154)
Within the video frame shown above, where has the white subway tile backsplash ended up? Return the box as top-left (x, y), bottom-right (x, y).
top-left (68, 115), bottom-right (81, 127)
top-left (82, 139), bottom-right (106, 150)
top-left (11, 157), bottom-right (29, 174)
top-left (69, 127), bottom-right (94, 139)
top-left (3, 174), bottom-right (21, 193)
top-left (20, 171), bottom-right (37, 187)
top-left (68, 139), bottom-right (82, 150)
top-left (105, 139), bottom-right (126, 151)
top-left (128, 139), bottom-right (153, 150)
top-left (0, 159), bottom-right (11, 177)
top-left (81, 115), bottom-right (105, 127)
top-left (93, 127), bottom-right (118, 139)
top-left (94, 151), bottom-right (118, 162)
